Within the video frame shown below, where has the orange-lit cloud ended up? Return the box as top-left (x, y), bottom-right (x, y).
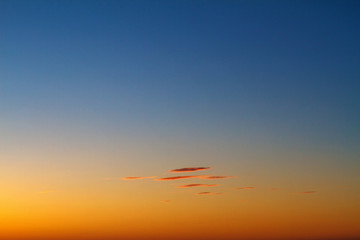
top-left (155, 176), bottom-right (201, 181)
top-left (156, 175), bottom-right (234, 181)
top-left (121, 176), bottom-right (156, 180)
top-left (196, 192), bottom-right (223, 195)
top-left (177, 184), bottom-right (219, 188)
top-left (235, 187), bottom-right (255, 190)
top-left (160, 200), bottom-right (171, 203)
top-left (169, 167), bottom-right (211, 173)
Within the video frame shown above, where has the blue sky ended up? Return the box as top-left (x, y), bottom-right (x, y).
top-left (2, 0), bottom-right (360, 159)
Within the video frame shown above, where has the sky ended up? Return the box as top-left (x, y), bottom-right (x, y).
top-left (1, 0), bottom-right (360, 240)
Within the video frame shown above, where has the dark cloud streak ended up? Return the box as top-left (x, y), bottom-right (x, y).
top-left (177, 184), bottom-right (219, 188)
top-left (301, 191), bottom-right (316, 194)
top-left (169, 167), bottom-right (211, 173)
top-left (196, 192), bottom-right (223, 195)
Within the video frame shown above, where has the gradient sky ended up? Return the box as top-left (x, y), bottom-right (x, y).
top-left (1, 1), bottom-right (360, 240)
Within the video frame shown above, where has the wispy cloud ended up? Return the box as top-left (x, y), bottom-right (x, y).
top-left (300, 191), bottom-right (316, 194)
top-left (199, 175), bottom-right (235, 179)
top-left (235, 187), bottom-right (255, 190)
top-left (196, 192), bottom-right (223, 195)
top-left (160, 200), bottom-right (171, 203)
top-left (177, 184), bottom-right (219, 188)
top-left (155, 175), bottom-right (234, 181)
top-left (155, 176), bottom-right (201, 181)
top-left (121, 176), bottom-right (156, 180)
top-left (169, 167), bottom-right (211, 173)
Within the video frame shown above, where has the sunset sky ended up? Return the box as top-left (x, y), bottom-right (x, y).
top-left (1, 1), bottom-right (360, 240)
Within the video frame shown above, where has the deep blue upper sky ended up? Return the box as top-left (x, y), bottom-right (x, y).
top-left (1, 0), bottom-right (360, 153)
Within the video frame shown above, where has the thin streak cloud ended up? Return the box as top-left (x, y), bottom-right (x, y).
top-left (155, 176), bottom-right (201, 181)
top-left (177, 184), bottom-right (219, 188)
top-left (169, 167), bottom-right (211, 173)
top-left (199, 175), bottom-right (235, 179)
top-left (155, 175), bottom-right (235, 181)
top-left (196, 192), bottom-right (223, 195)
top-left (121, 176), bottom-right (156, 180)
top-left (235, 187), bottom-right (256, 190)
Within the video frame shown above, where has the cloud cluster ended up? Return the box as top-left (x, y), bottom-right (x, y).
top-left (117, 166), bottom-right (318, 201)
top-left (169, 167), bottom-right (211, 173)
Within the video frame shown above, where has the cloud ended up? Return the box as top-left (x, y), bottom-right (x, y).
top-left (155, 176), bottom-right (201, 181)
top-left (121, 176), bottom-right (156, 180)
top-left (199, 175), bottom-right (235, 179)
top-left (155, 175), bottom-right (235, 181)
top-left (160, 200), bottom-right (171, 203)
top-left (196, 192), bottom-right (223, 195)
top-left (300, 191), bottom-right (316, 194)
top-left (169, 167), bottom-right (211, 173)
top-left (177, 184), bottom-right (219, 188)
top-left (235, 187), bottom-right (255, 190)
top-left (197, 192), bottom-right (212, 195)
top-left (269, 188), bottom-right (280, 191)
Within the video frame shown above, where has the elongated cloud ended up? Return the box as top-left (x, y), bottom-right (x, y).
top-left (169, 167), bottom-right (211, 173)
top-left (121, 176), bottom-right (156, 180)
top-left (197, 192), bottom-right (223, 195)
top-left (177, 184), bottom-right (219, 188)
top-left (155, 176), bottom-right (201, 181)
top-left (197, 192), bottom-right (212, 195)
top-left (300, 191), bottom-right (316, 194)
top-left (160, 200), bottom-right (171, 203)
top-left (156, 175), bottom-right (234, 181)
top-left (199, 175), bottom-right (235, 179)
top-left (235, 187), bottom-right (255, 190)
